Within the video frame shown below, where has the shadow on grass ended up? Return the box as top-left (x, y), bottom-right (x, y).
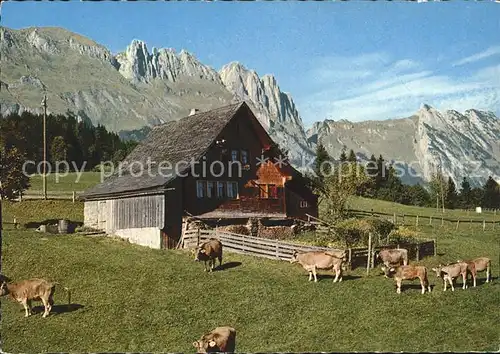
top-left (471, 276), bottom-right (497, 286)
top-left (24, 219), bottom-right (83, 233)
top-left (306, 274), bottom-right (362, 282)
top-left (30, 303), bottom-right (84, 315)
top-left (218, 262), bottom-right (242, 271)
top-left (400, 284), bottom-right (436, 292)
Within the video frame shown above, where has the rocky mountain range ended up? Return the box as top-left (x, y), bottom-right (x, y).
top-left (307, 105), bottom-right (500, 187)
top-left (1, 26), bottom-right (498, 187)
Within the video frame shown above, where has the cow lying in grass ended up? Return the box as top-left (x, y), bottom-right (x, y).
top-left (0, 278), bottom-right (71, 318)
top-left (290, 250), bottom-right (346, 283)
top-left (457, 257), bottom-right (492, 287)
top-left (194, 238), bottom-right (223, 272)
top-left (193, 326), bottom-right (236, 353)
top-left (432, 262), bottom-right (468, 291)
top-left (381, 265), bottom-right (431, 294)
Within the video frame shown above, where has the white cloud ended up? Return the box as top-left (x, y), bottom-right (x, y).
top-left (298, 51), bottom-right (500, 125)
top-left (452, 46), bottom-right (500, 66)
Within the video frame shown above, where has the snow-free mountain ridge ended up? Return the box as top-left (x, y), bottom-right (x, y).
top-left (1, 26), bottom-right (498, 186)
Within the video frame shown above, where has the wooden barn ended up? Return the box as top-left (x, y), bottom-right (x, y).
top-left (81, 102), bottom-right (318, 249)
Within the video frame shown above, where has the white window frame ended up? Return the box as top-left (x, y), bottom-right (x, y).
top-left (217, 181), bottom-right (225, 198)
top-left (241, 150), bottom-right (249, 164)
top-left (196, 181), bottom-right (205, 198)
top-left (231, 150), bottom-right (239, 162)
top-left (300, 200), bottom-right (309, 208)
top-left (227, 181), bottom-right (238, 199)
top-left (207, 181), bottom-right (214, 198)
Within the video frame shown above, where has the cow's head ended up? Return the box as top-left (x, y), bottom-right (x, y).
top-left (0, 281), bottom-right (9, 296)
top-left (432, 265), bottom-right (443, 277)
top-left (194, 247), bottom-right (206, 261)
top-left (192, 339), bottom-right (218, 353)
top-left (290, 251), bottom-right (299, 264)
top-left (381, 266), bottom-right (396, 278)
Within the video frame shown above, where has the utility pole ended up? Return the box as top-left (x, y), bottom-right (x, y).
top-left (41, 94), bottom-right (47, 200)
top-left (440, 165), bottom-right (445, 214)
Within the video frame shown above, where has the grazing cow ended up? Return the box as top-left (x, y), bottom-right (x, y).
top-left (193, 326), bottom-right (236, 353)
top-left (432, 262), bottom-right (468, 291)
top-left (290, 251), bottom-right (344, 283)
top-left (194, 238), bottom-right (223, 272)
top-left (0, 278), bottom-right (71, 318)
top-left (457, 257), bottom-right (492, 287)
top-left (377, 248), bottom-right (409, 269)
top-left (381, 265), bottom-right (431, 294)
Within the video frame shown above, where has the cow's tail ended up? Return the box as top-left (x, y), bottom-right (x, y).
top-left (53, 282), bottom-right (72, 305)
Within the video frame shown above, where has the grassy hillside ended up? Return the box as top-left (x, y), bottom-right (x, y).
top-left (346, 196), bottom-right (499, 222)
top-left (27, 172), bottom-right (102, 193)
top-left (1, 199), bottom-right (499, 352)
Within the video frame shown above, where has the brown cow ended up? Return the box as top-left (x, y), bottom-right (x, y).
top-left (290, 251), bottom-right (345, 283)
top-left (194, 238), bottom-right (223, 272)
top-left (432, 262), bottom-right (468, 291)
top-left (0, 278), bottom-right (71, 318)
top-left (381, 265), bottom-right (431, 294)
top-left (192, 326), bottom-right (236, 353)
top-left (377, 248), bottom-right (409, 269)
top-left (457, 257), bottom-right (492, 287)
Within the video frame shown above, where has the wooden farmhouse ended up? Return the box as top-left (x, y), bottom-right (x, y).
top-left (81, 102), bottom-right (318, 249)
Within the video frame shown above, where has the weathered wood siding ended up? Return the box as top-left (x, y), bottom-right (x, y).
top-left (285, 179), bottom-right (319, 219)
top-left (107, 194), bottom-right (165, 231)
top-left (163, 179), bottom-right (183, 249)
top-left (84, 201), bottom-right (99, 228)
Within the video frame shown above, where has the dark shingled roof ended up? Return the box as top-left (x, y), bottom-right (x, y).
top-left (81, 102), bottom-right (245, 199)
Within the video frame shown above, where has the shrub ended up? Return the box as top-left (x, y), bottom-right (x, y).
top-left (388, 226), bottom-right (420, 244)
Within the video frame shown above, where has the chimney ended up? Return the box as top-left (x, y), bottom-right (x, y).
top-left (189, 108), bottom-right (200, 116)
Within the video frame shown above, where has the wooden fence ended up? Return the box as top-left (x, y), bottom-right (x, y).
top-left (182, 229), bottom-right (435, 270)
top-left (14, 190), bottom-right (83, 202)
top-left (347, 209), bottom-right (499, 231)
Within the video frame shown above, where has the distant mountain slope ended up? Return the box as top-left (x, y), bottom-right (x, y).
top-left (1, 26), bottom-right (498, 186)
top-left (0, 26), bottom-right (313, 164)
top-left (307, 104), bottom-right (500, 187)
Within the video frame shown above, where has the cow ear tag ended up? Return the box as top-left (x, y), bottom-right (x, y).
top-left (209, 340), bottom-right (216, 347)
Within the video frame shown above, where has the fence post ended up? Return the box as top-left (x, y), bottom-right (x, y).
top-left (366, 232), bottom-right (372, 276)
top-left (433, 239), bottom-right (437, 256)
top-left (275, 244), bottom-right (279, 260)
top-left (348, 248), bottom-right (352, 270)
top-left (18, 191), bottom-right (22, 202)
top-left (416, 215), bottom-right (419, 228)
top-left (416, 244), bottom-right (420, 262)
top-left (483, 220), bottom-right (486, 232)
top-left (14, 217), bottom-right (17, 229)
top-left (393, 213), bottom-right (396, 224)
top-left (470, 219), bottom-right (473, 229)
top-left (402, 214), bottom-right (405, 225)
top-left (429, 216), bottom-right (432, 226)
top-left (197, 228), bottom-right (200, 247)
top-left (72, 191), bottom-right (76, 203)
top-left (456, 219), bottom-right (460, 231)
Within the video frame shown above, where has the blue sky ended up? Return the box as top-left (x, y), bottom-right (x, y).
top-left (2, 1), bottom-right (499, 126)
